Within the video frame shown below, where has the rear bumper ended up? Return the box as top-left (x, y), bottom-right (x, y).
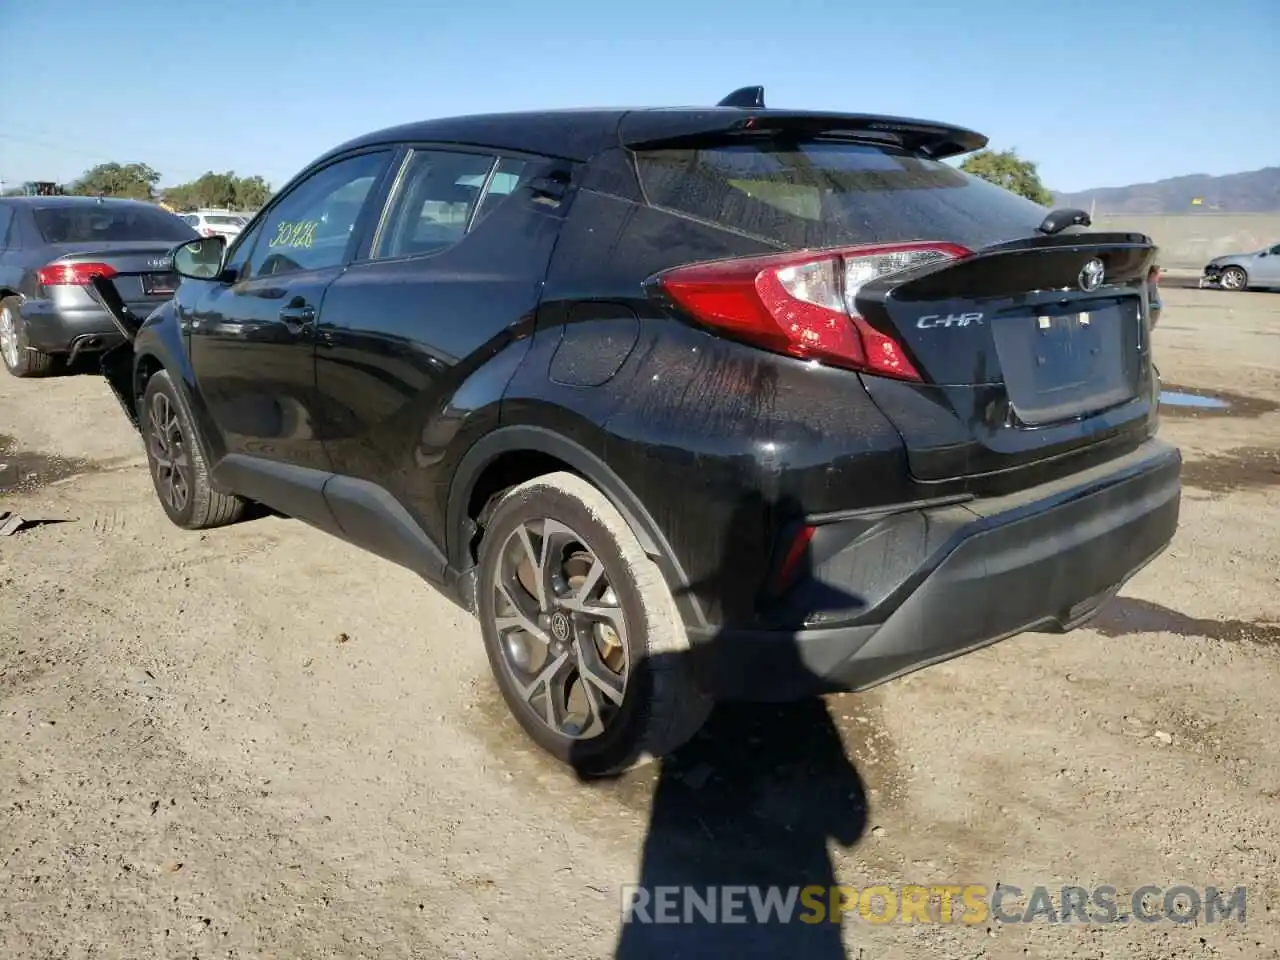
top-left (689, 438), bottom-right (1182, 701)
top-left (19, 298), bottom-right (157, 353)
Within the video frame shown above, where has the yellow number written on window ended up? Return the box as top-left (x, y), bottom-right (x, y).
top-left (268, 220), bottom-right (318, 249)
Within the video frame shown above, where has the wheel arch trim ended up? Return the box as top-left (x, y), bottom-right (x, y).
top-left (447, 425), bottom-right (704, 628)
top-left (132, 325), bottom-right (230, 483)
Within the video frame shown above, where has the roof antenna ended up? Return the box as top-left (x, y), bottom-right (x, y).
top-left (717, 85), bottom-right (766, 109)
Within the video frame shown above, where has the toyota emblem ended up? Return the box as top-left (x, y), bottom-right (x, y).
top-left (1078, 259), bottom-right (1105, 292)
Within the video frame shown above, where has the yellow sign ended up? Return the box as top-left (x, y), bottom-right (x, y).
top-left (1191, 197), bottom-right (1203, 205)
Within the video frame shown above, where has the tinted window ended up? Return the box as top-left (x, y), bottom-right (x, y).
top-left (225, 217), bottom-right (266, 277)
top-left (246, 151), bottom-right (390, 279)
top-left (33, 204), bottom-right (197, 244)
top-left (206, 215), bottom-right (242, 226)
top-left (374, 149), bottom-right (496, 259)
top-left (471, 158), bottom-right (534, 227)
top-left (633, 141), bottom-right (1049, 251)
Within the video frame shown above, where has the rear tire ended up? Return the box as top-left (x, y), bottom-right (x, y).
top-left (1220, 266), bottom-right (1248, 291)
top-left (476, 471), bottom-right (712, 777)
top-left (0, 298), bottom-right (59, 378)
top-left (141, 369), bottom-right (246, 530)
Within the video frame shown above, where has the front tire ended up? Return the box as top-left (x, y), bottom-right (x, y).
top-left (0, 298), bottom-right (59, 378)
top-left (141, 370), bottom-right (246, 530)
top-left (1220, 266), bottom-right (1248, 291)
top-left (476, 471), bottom-right (712, 777)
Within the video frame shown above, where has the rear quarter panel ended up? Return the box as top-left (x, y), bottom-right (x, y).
top-left (503, 189), bottom-right (914, 629)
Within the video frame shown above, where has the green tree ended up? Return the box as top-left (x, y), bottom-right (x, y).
top-left (960, 149), bottom-right (1054, 205)
top-left (233, 175), bottom-right (271, 210)
top-left (160, 171), bottom-right (272, 211)
top-left (69, 162), bottom-right (162, 200)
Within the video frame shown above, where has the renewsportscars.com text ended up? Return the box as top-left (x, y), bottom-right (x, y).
top-left (621, 884), bottom-right (1247, 926)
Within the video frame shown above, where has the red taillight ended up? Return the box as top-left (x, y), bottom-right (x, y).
top-left (36, 262), bottom-right (118, 286)
top-left (201, 227), bottom-right (215, 237)
top-left (655, 241), bottom-right (969, 381)
top-left (1148, 264), bottom-right (1162, 286)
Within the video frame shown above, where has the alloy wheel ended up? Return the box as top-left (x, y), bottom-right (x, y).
top-left (492, 518), bottom-right (630, 740)
top-left (1222, 268), bottom-right (1246, 290)
top-left (147, 391), bottom-right (191, 514)
top-left (0, 307), bottom-right (19, 370)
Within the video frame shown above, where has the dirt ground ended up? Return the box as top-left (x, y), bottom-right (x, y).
top-left (2, 286), bottom-right (1278, 960)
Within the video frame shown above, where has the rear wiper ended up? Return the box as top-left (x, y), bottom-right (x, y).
top-left (1037, 208), bottom-right (1092, 235)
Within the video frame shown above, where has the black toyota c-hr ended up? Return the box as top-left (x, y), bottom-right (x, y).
top-left (89, 86), bottom-right (1180, 775)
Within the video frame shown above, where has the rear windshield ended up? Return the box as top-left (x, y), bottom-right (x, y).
top-left (633, 140), bottom-right (1049, 251)
top-left (206, 215), bottom-right (244, 226)
top-left (33, 205), bottom-right (197, 244)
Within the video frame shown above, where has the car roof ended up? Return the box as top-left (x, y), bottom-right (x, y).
top-left (317, 103), bottom-right (987, 167)
top-left (325, 109), bottom-right (632, 164)
top-left (1, 195), bottom-right (163, 210)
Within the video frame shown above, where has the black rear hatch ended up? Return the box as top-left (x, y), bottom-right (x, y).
top-left (854, 231), bottom-right (1157, 485)
top-left (631, 132), bottom-right (1160, 493)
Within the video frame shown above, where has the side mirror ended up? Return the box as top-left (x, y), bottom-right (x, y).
top-left (172, 235), bottom-right (227, 280)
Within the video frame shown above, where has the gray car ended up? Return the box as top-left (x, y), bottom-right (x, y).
top-left (1200, 242), bottom-right (1280, 291)
top-left (0, 196), bottom-right (198, 377)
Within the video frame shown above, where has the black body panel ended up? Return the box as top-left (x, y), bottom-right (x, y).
top-left (313, 156), bottom-right (569, 558)
top-left (694, 439), bottom-right (1181, 700)
top-left (92, 102), bottom-right (1181, 703)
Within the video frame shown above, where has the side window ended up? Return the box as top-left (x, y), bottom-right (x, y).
top-left (471, 158), bottom-right (534, 228)
top-left (225, 217), bottom-right (267, 277)
top-left (0, 205), bottom-right (13, 249)
top-left (246, 151), bottom-right (390, 279)
top-left (1269, 244), bottom-right (1280, 256)
top-left (373, 149), bottom-right (496, 260)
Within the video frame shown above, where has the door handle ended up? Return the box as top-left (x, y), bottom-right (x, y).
top-left (279, 301), bottom-right (316, 333)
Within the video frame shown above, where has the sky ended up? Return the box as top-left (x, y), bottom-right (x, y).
top-left (1, 0), bottom-right (1276, 194)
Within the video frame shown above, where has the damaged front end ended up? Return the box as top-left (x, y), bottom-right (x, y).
top-left (85, 275), bottom-right (146, 433)
top-left (1198, 264), bottom-right (1225, 288)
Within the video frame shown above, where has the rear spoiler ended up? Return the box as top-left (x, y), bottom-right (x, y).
top-left (619, 90), bottom-right (987, 159)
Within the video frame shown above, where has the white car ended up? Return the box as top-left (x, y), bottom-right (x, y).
top-left (180, 211), bottom-right (248, 242)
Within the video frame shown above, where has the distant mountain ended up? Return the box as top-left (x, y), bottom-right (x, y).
top-left (1053, 166), bottom-right (1280, 214)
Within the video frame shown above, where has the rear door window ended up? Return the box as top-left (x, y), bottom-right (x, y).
top-left (471, 158), bottom-right (534, 228)
top-left (372, 149), bottom-right (498, 259)
top-left (633, 140), bottom-right (1049, 251)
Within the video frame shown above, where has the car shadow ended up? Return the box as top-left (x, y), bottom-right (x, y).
top-left (571, 492), bottom-right (870, 959)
